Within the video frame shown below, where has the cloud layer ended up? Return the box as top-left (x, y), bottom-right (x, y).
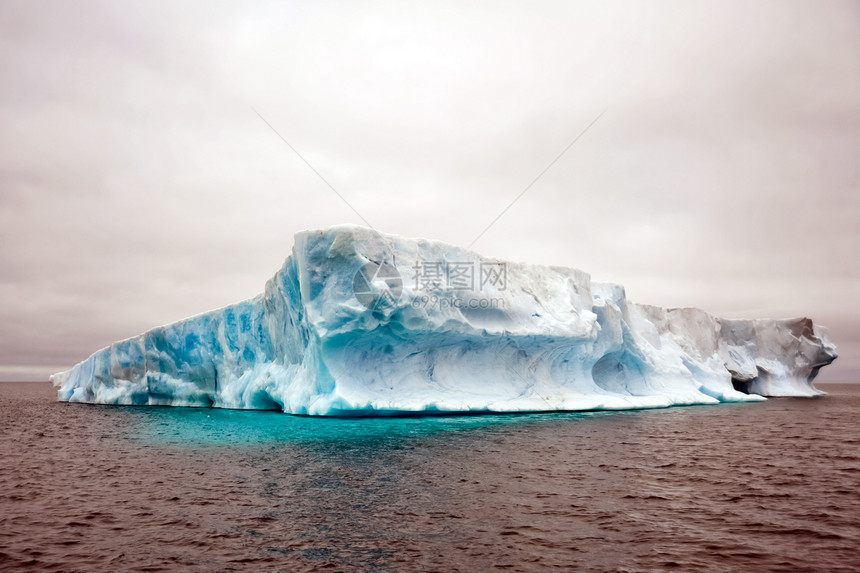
top-left (1, 0), bottom-right (858, 381)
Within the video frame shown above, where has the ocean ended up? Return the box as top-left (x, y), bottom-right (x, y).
top-left (1, 382), bottom-right (858, 572)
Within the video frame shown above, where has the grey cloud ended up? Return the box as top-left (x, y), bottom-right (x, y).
top-left (0, 0), bottom-right (858, 381)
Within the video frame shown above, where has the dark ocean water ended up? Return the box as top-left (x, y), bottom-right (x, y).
top-left (1, 383), bottom-right (858, 572)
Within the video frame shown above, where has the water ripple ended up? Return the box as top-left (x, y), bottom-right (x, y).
top-left (0, 383), bottom-right (858, 571)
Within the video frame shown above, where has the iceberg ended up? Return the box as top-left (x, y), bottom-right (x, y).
top-left (51, 226), bottom-right (837, 415)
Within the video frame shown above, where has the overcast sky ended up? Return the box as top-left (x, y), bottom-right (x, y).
top-left (1, 0), bottom-right (858, 382)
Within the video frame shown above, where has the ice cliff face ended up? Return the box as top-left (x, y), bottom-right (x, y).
top-left (51, 226), bottom-right (837, 415)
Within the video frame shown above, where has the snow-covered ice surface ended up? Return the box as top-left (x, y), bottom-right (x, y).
top-left (51, 226), bottom-right (838, 415)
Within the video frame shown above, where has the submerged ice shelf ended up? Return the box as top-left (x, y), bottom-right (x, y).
top-left (52, 226), bottom-right (837, 415)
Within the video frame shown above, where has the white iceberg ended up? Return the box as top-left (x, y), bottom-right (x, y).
top-left (51, 226), bottom-right (837, 415)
